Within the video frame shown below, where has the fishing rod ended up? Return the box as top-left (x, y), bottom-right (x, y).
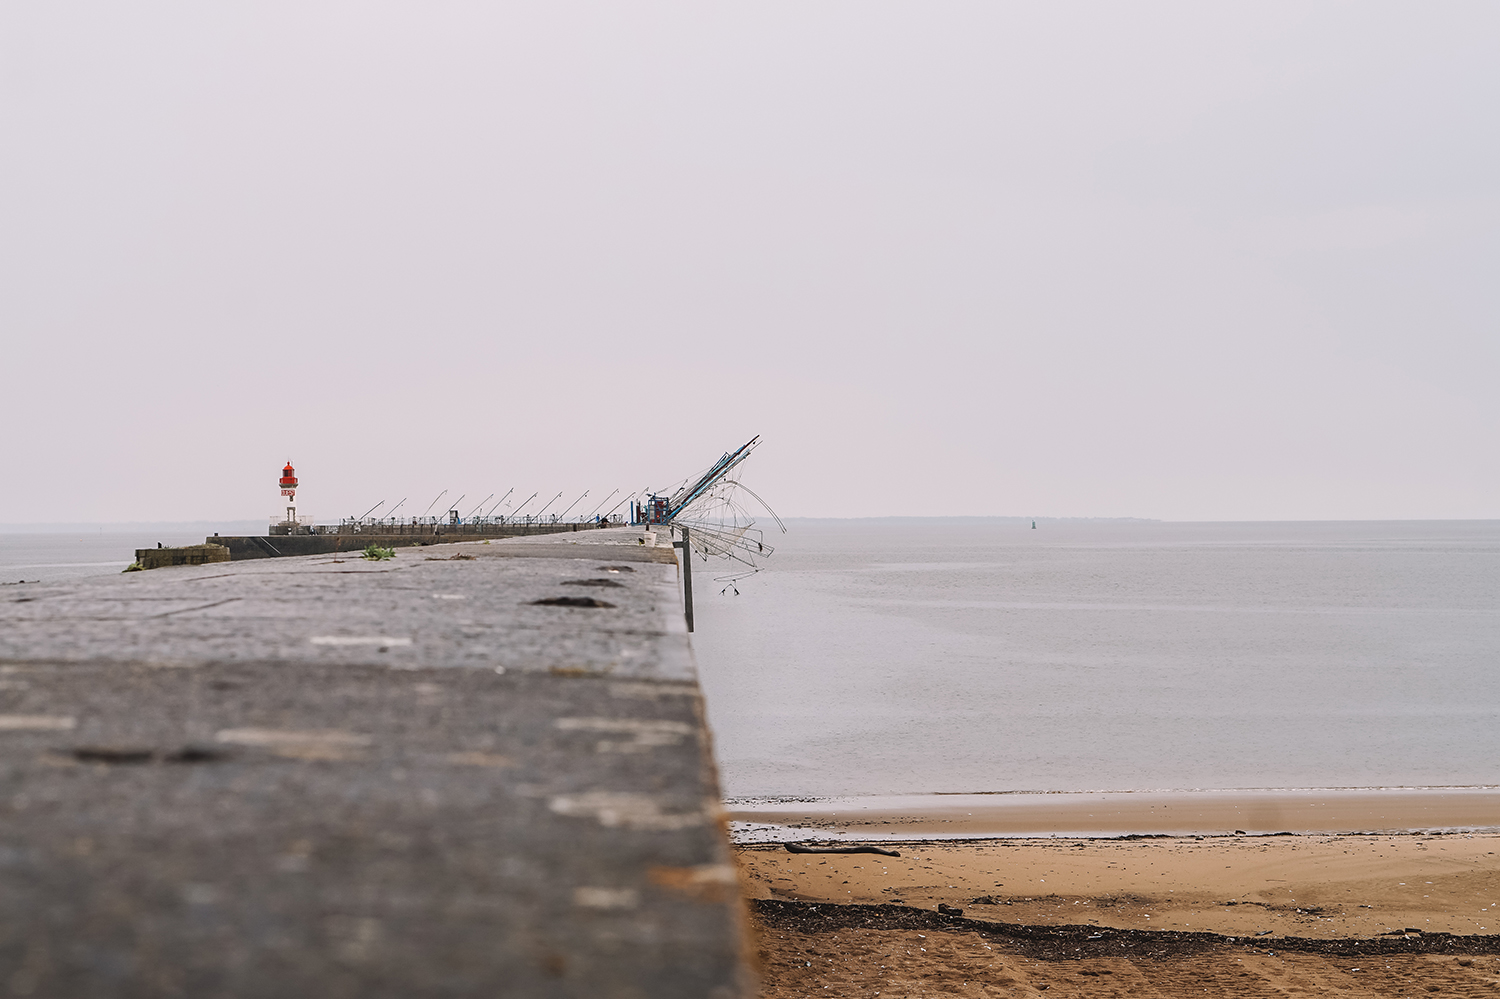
top-left (558, 490), bottom-right (589, 521)
top-left (601, 492), bottom-right (633, 520)
top-left (485, 488), bottom-right (515, 518)
top-left (583, 488), bottom-right (618, 520)
top-left (666, 436), bottom-right (760, 521)
top-left (534, 492), bottom-right (564, 520)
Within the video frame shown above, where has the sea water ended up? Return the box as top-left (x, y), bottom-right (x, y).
top-left (688, 519), bottom-right (1500, 799)
top-left (0, 525), bottom-right (261, 585)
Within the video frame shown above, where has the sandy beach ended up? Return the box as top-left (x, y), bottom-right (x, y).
top-left (738, 834), bottom-right (1500, 996)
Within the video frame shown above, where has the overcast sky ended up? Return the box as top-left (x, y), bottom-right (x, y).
top-left (2, 2), bottom-right (1495, 524)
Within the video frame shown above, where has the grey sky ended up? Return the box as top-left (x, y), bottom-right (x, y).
top-left (2, 2), bottom-right (1495, 523)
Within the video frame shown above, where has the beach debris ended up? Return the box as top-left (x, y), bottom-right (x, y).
top-left (936, 903), bottom-right (964, 917)
top-left (783, 843), bottom-right (900, 858)
top-left (562, 579), bottom-right (624, 588)
top-left (970, 896), bottom-right (999, 905)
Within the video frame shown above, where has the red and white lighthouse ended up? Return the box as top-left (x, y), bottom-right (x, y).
top-left (277, 461), bottom-right (302, 532)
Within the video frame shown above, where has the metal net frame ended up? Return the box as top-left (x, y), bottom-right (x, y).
top-left (657, 437), bottom-right (785, 587)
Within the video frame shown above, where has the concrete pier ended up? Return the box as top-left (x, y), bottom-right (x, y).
top-left (0, 528), bottom-right (749, 997)
top-left (211, 521), bottom-right (599, 560)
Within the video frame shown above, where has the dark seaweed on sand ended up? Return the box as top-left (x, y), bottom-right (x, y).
top-left (750, 899), bottom-right (1500, 962)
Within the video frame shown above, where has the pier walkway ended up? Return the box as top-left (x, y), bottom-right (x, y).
top-left (0, 528), bottom-right (748, 997)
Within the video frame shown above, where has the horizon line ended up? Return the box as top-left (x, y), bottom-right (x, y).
top-left (4, 515), bottom-right (1500, 533)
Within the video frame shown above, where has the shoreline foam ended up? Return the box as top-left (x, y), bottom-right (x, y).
top-left (728, 786), bottom-right (1500, 842)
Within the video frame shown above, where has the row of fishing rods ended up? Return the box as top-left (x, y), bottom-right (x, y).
top-left (340, 486), bottom-right (648, 526)
top-left (340, 438), bottom-right (769, 528)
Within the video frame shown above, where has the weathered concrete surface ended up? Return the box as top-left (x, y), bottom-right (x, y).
top-left (0, 528), bottom-right (750, 998)
top-left (212, 522), bottom-right (595, 560)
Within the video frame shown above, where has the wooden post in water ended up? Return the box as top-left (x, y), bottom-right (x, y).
top-left (675, 527), bottom-right (695, 632)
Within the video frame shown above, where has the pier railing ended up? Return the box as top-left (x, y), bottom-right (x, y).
top-left (270, 514), bottom-right (628, 536)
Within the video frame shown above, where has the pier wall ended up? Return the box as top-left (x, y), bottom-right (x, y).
top-left (0, 528), bottom-right (750, 997)
top-left (133, 542), bottom-right (231, 570)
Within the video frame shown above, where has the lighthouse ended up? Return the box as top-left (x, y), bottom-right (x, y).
top-left (277, 461), bottom-right (302, 533)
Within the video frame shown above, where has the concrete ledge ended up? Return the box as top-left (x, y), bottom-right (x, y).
top-left (0, 529), bottom-right (750, 997)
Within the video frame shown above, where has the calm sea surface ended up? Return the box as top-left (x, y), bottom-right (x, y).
top-left (688, 520), bottom-right (1500, 798)
top-left (0, 524), bottom-right (268, 585)
top-left (0, 531), bottom-right (220, 584)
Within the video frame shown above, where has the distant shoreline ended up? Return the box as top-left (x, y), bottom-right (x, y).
top-left (0, 521), bottom-right (266, 535)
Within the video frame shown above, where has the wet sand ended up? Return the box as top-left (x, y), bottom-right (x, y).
top-left (739, 834), bottom-right (1500, 937)
top-left (738, 834), bottom-right (1500, 996)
